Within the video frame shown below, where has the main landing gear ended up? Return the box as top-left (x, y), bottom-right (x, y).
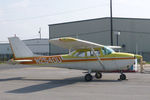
top-left (85, 74), bottom-right (93, 81)
top-left (84, 71), bottom-right (102, 81)
top-left (95, 72), bottom-right (102, 79)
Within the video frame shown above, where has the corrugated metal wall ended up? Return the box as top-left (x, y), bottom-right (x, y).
top-left (49, 17), bottom-right (150, 61)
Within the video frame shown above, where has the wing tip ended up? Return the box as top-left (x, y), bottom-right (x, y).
top-left (50, 37), bottom-right (77, 42)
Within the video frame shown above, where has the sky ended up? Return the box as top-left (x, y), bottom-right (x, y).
top-left (0, 0), bottom-right (150, 42)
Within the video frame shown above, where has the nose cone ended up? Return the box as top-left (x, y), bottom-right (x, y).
top-left (134, 54), bottom-right (142, 59)
top-left (114, 52), bottom-right (142, 59)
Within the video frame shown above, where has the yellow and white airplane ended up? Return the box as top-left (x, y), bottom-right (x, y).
top-left (8, 37), bottom-right (142, 81)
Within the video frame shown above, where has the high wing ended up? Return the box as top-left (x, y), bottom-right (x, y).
top-left (49, 37), bottom-right (105, 49)
top-left (49, 37), bottom-right (121, 49)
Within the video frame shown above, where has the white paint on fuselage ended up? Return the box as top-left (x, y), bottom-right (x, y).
top-left (37, 59), bottom-right (135, 72)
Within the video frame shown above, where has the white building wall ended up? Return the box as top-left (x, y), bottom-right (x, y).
top-left (23, 39), bottom-right (49, 55)
top-left (0, 38), bottom-right (49, 61)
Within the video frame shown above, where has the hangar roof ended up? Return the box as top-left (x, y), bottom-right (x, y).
top-left (48, 17), bottom-right (150, 26)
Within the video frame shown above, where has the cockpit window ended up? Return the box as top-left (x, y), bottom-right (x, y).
top-left (102, 47), bottom-right (115, 55)
top-left (73, 51), bottom-right (85, 57)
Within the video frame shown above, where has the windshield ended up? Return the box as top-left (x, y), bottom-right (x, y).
top-left (102, 46), bottom-right (115, 55)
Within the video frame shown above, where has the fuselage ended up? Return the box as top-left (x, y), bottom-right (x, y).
top-left (9, 37), bottom-right (142, 72)
top-left (14, 51), bottom-right (137, 72)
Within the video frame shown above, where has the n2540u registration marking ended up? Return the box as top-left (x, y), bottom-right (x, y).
top-left (34, 56), bottom-right (62, 64)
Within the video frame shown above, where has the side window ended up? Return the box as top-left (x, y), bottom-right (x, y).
top-left (94, 50), bottom-right (101, 56)
top-left (86, 50), bottom-right (100, 57)
top-left (87, 51), bottom-right (94, 56)
top-left (74, 51), bottom-right (85, 57)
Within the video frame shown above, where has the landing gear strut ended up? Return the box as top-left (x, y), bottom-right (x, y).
top-left (119, 71), bottom-right (126, 80)
top-left (95, 72), bottom-right (102, 79)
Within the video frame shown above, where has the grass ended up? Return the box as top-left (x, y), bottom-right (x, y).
top-left (145, 62), bottom-right (150, 64)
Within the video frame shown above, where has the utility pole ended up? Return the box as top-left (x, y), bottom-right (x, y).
top-left (110, 0), bottom-right (113, 45)
top-left (49, 26), bottom-right (51, 56)
top-left (39, 27), bottom-right (41, 39)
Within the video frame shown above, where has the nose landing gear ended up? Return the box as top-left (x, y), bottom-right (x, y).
top-left (119, 71), bottom-right (127, 80)
top-left (120, 74), bottom-right (126, 80)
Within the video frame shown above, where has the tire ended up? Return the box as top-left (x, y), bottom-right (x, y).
top-left (120, 74), bottom-right (126, 80)
top-left (95, 72), bottom-right (102, 79)
top-left (85, 74), bottom-right (93, 81)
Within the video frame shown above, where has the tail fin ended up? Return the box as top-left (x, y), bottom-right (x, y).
top-left (8, 37), bottom-right (34, 58)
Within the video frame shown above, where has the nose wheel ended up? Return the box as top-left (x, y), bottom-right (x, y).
top-left (119, 73), bottom-right (126, 80)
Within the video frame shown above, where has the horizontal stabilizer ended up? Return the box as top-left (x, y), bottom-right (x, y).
top-left (14, 60), bottom-right (33, 62)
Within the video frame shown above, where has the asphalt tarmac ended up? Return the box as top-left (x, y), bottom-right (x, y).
top-left (0, 64), bottom-right (150, 100)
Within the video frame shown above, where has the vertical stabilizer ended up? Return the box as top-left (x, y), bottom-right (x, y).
top-left (8, 37), bottom-right (34, 58)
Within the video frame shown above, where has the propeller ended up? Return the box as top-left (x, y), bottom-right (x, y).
top-left (140, 57), bottom-right (144, 73)
top-left (134, 54), bottom-right (145, 73)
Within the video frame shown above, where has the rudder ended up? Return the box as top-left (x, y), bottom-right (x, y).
top-left (8, 37), bottom-right (34, 58)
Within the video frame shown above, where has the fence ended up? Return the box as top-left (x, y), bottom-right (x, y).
top-left (0, 54), bottom-right (13, 62)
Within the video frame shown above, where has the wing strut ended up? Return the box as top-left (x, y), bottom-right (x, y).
top-left (91, 48), bottom-right (105, 71)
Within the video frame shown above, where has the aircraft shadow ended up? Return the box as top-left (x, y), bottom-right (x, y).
top-left (3, 77), bottom-right (120, 94)
top-left (0, 77), bottom-right (23, 81)
top-left (142, 71), bottom-right (150, 74)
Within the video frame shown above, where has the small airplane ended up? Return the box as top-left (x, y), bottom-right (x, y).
top-left (8, 37), bottom-right (142, 81)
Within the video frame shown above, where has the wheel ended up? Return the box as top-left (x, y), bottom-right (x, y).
top-left (95, 72), bottom-right (102, 79)
top-left (85, 74), bottom-right (93, 81)
top-left (120, 74), bottom-right (126, 80)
